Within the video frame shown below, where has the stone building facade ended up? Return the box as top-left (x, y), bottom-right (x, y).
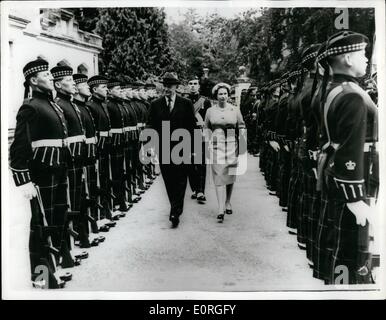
top-left (7, 8), bottom-right (103, 132)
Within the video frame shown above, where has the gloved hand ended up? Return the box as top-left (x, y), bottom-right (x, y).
top-left (252, 113), bottom-right (257, 120)
top-left (347, 201), bottom-right (373, 226)
top-left (19, 182), bottom-right (37, 200)
top-left (269, 141), bottom-right (280, 152)
top-left (284, 145), bottom-right (290, 152)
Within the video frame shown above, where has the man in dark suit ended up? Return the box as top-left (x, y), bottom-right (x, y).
top-left (146, 72), bottom-right (196, 228)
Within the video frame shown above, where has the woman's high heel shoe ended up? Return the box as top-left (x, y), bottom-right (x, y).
top-left (217, 213), bottom-right (224, 223)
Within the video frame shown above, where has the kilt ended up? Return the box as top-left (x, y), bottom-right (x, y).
top-left (306, 180), bottom-right (321, 264)
top-left (314, 176), bottom-right (372, 284)
top-left (278, 149), bottom-right (291, 207)
top-left (110, 145), bottom-right (126, 209)
top-left (286, 157), bottom-right (302, 230)
top-left (84, 163), bottom-right (99, 233)
top-left (269, 149), bottom-right (279, 192)
top-left (296, 170), bottom-right (311, 246)
top-left (98, 151), bottom-right (112, 219)
top-left (29, 165), bottom-right (68, 281)
top-left (68, 162), bottom-right (89, 246)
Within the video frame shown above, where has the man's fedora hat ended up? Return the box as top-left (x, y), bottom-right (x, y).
top-left (162, 72), bottom-right (180, 85)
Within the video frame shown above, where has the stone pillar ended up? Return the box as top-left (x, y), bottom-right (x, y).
top-left (234, 66), bottom-right (251, 108)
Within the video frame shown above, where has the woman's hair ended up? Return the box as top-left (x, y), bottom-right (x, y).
top-left (212, 82), bottom-right (231, 98)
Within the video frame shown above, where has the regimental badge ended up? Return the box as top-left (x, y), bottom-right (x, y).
top-left (345, 160), bottom-right (356, 171)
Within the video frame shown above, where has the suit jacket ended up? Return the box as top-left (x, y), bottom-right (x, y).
top-left (147, 94), bottom-right (196, 164)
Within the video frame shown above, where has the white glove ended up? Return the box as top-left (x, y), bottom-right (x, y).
top-left (269, 141), bottom-right (280, 152)
top-left (347, 201), bottom-right (373, 226)
top-left (284, 145), bottom-right (290, 152)
top-left (19, 182), bottom-right (37, 200)
top-left (252, 113), bottom-right (257, 120)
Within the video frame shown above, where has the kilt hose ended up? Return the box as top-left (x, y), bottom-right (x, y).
top-left (314, 176), bottom-right (372, 284)
top-left (29, 164), bottom-right (68, 285)
top-left (110, 145), bottom-right (127, 211)
top-left (286, 157), bottom-right (302, 231)
top-left (278, 149), bottom-right (291, 207)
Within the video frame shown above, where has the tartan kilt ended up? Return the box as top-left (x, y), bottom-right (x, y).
top-left (84, 162), bottom-right (100, 226)
top-left (306, 179), bottom-right (321, 264)
top-left (260, 143), bottom-right (268, 173)
top-left (265, 147), bottom-right (273, 187)
top-left (278, 150), bottom-right (291, 207)
top-left (269, 149), bottom-right (279, 192)
top-left (296, 170), bottom-right (310, 246)
top-left (313, 176), bottom-right (372, 284)
top-left (286, 157), bottom-right (301, 229)
top-left (67, 162), bottom-right (83, 212)
top-left (110, 145), bottom-right (125, 208)
top-left (97, 150), bottom-right (112, 218)
top-left (29, 164), bottom-right (69, 282)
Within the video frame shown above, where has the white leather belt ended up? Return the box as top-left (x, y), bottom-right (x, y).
top-left (308, 150), bottom-right (319, 160)
top-left (331, 142), bottom-right (340, 150)
top-left (123, 126), bottom-right (130, 132)
top-left (67, 135), bottom-right (86, 144)
top-left (110, 128), bottom-right (124, 134)
top-left (364, 142), bottom-right (378, 152)
top-left (31, 139), bottom-right (68, 148)
top-left (129, 126), bottom-right (137, 131)
top-left (99, 131), bottom-right (110, 137)
top-left (85, 137), bottom-right (98, 144)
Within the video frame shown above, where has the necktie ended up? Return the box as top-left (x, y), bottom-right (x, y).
top-left (167, 96), bottom-right (172, 111)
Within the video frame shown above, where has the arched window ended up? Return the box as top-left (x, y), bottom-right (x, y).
top-left (77, 63), bottom-right (88, 75)
top-left (57, 59), bottom-right (71, 67)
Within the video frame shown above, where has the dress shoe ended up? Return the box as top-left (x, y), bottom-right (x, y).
top-left (191, 192), bottom-right (197, 199)
top-left (97, 235), bottom-right (106, 242)
top-left (58, 271), bottom-right (73, 282)
top-left (170, 216), bottom-right (179, 228)
top-left (75, 251), bottom-right (89, 260)
top-left (217, 214), bottom-right (224, 223)
top-left (90, 238), bottom-right (99, 247)
top-left (196, 193), bottom-right (206, 203)
top-left (79, 241), bottom-right (91, 249)
top-left (105, 220), bottom-right (116, 227)
top-left (99, 225), bottom-right (110, 232)
top-left (225, 209), bottom-right (233, 215)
